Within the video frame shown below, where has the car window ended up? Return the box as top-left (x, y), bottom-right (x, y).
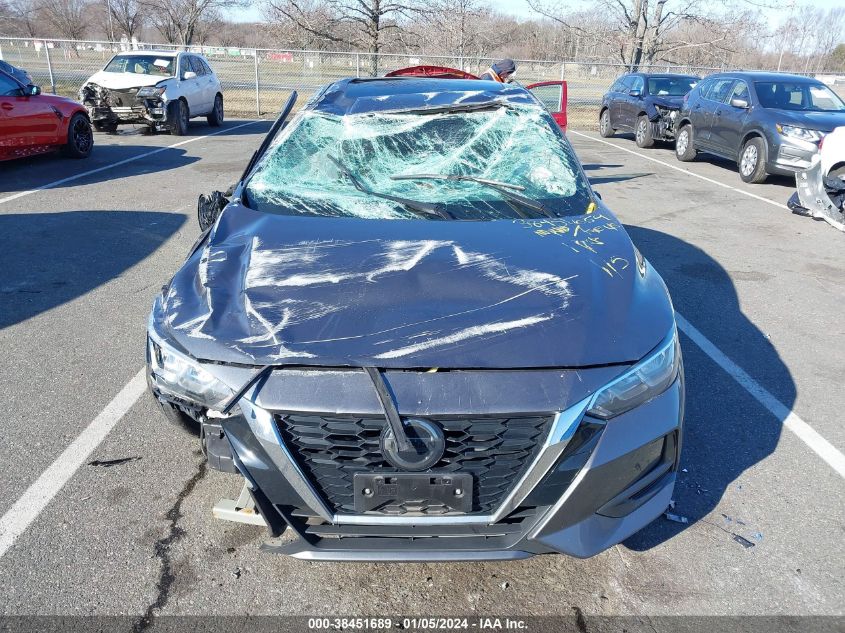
top-left (528, 84), bottom-right (563, 113)
top-left (104, 55), bottom-right (174, 77)
top-left (707, 79), bottom-right (736, 104)
top-left (647, 76), bottom-right (698, 96)
top-left (0, 72), bottom-right (22, 96)
top-left (729, 81), bottom-right (750, 103)
top-left (246, 104), bottom-right (593, 221)
top-left (754, 81), bottom-right (845, 112)
top-left (696, 78), bottom-right (715, 99)
top-left (610, 76), bottom-right (628, 92)
top-left (199, 58), bottom-right (213, 75)
top-left (190, 56), bottom-right (206, 76)
top-left (629, 76), bottom-right (644, 93)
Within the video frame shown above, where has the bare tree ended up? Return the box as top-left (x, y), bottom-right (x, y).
top-left (40, 0), bottom-right (91, 39)
top-left (108, 0), bottom-right (145, 39)
top-left (3, 0), bottom-right (43, 36)
top-left (529, 0), bottom-right (744, 68)
top-left (142, 0), bottom-right (242, 45)
top-left (265, 0), bottom-right (428, 75)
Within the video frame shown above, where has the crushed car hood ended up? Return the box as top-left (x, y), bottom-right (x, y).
top-left (650, 96), bottom-right (684, 109)
top-left (156, 202), bottom-right (674, 369)
top-left (84, 70), bottom-right (165, 90)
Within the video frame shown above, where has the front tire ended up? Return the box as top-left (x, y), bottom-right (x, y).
top-left (739, 137), bottom-right (768, 184)
top-left (62, 113), bottom-right (93, 158)
top-left (207, 94), bottom-right (223, 127)
top-left (635, 115), bottom-right (654, 148)
top-left (599, 109), bottom-right (614, 137)
top-left (675, 124), bottom-right (696, 161)
top-left (168, 99), bottom-right (189, 136)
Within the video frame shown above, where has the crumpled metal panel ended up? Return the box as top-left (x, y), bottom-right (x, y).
top-left (157, 202), bottom-right (674, 368)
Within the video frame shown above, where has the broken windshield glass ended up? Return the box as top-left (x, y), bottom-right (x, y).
top-left (245, 103), bottom-right (592, 220)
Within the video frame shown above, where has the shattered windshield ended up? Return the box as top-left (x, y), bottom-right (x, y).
top-left (104, 55), bottom-right (175, 77)
top-left (245, 103), bottom-right (593, 220)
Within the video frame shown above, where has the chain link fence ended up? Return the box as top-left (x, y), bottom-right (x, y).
top-left (0, 36), bottom-right (830, 130)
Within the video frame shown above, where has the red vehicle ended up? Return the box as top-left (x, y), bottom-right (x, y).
top-left (386, 65), bottom-right (568, 132)
top-left (0, 69), bottom-right (93, 162)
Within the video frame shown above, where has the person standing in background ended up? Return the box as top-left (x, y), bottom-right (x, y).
top-left (479, 59), bottom-right (516, 83)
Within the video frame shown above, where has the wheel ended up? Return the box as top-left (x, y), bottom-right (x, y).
top-left (635, 114), bottom-right (654, 148)
top-left (168, 99), bottom-right (189, 136)
top-left (152, 393), bottom-right (200, 436)
top-left (738, 137), bottom-right (768, 183)
top-left (675, 124), bottom-right (696, 161)
top-left (93, 120), bottom-right (117, 133)
top-left (62, 113), bottom-right (93, 158)
top-left (207, 93), bottom-right (223, 127)
top-left (599, 109), bottom-right (614, 137)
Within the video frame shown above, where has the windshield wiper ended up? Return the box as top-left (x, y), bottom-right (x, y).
top-left (327, 155), bottom-right (452, 220)
top-left (391, 173), bottom-right (557, 219)
top-left (396, 101), bottom-right (513, 116)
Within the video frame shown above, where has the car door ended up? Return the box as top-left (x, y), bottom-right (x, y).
top-left (177, 54), bottom-right (203, 115)
top-left (199, 57), bottom-right (220, 108)
top-left (711, 80), bottom-right (750, 156)
top-left (608, 76), bottom-right (630, 128)
top-left (697, 78), bottom-right (735, 148)
top-left (191, 56), bottom-right (215, 114)
top-left (0, 73), bottom-right (60, 153)
top-left (622, 75), bottom-right (645, 130)
top-left (526, 81), bottom-right (568, 131)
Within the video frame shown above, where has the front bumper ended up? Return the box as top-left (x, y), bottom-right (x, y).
top-left (768, 137), bottom-right (820, 175)
top-left (83, 90), bottom-right (170, 127)
top-left (188, 369), bottom-right (684, 561)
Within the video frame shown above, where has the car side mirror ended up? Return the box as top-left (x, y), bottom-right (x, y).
top-left (730, 97), bottom-right (749, 109)
top-left (27, 84), bottom-right (41, 96)
top-left (183, 71), bottom-right (197, 80)
top-left (629, 89), bottom-right (642, 98)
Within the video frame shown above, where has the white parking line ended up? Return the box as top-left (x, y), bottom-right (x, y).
top-left (569, 130), bottom-right (789, 211)
top-left (0, 121), bottom-right (259, 207)
top-left (676, 315), bottom-right (845, 478)
top-left (0, 369), bottom-right (147, 560)
top-left (571, 131), bottom-right (844, 476)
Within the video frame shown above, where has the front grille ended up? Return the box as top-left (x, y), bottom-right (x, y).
top-left (275, 413), bottom-right (553, 515)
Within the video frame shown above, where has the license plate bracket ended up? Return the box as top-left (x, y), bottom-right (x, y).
top-left (353, 473), bottom-right (472, 513)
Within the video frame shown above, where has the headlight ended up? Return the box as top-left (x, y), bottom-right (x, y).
top-left (776, 124), bottom-right (822, 143)
top-left (137, 86), bottom-right (166, 98)
top-left (587, 328), bottom-right (680, 419)
top-left (147, 328), bottom-right (232, 409)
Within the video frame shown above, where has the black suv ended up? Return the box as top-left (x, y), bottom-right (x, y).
top-left (599, 73), bottom-right (699, 147)
top-left (675, 72), bottom-right (845, 183)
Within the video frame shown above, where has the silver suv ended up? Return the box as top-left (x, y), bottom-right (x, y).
top-left (80, 51), bottom-right (224, 135)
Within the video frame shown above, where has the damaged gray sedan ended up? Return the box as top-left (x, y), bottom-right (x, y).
top-left (147, 77), bottom-right (685, 561)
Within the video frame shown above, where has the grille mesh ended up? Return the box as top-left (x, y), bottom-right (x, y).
top-left (275, 413), bottom-right (552, 515)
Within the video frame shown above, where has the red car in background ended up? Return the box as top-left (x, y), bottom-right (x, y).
top-left (386, 65), bottom-right (568, 131)
top-left (0, 69), bottom-right (93, 162)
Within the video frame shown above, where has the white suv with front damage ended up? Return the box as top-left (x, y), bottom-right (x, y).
top-left (79, 51), bottom-right (223, 135)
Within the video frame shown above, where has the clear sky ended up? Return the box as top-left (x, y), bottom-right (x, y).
top-left (224, 0), bottom-right (844, 29)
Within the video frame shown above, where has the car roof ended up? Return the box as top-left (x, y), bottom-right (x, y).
top-left (115, 50), bottom-right (178, 57)
top-left (309, 77), bottom-right (537, 116)
top-left (708, 71), bottom-right (817, 82)
top-left (631, 72), bottom-right (699, 78)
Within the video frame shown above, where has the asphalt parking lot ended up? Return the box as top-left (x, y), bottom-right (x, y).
top-left (0, 118), bottom-right (843, 626)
